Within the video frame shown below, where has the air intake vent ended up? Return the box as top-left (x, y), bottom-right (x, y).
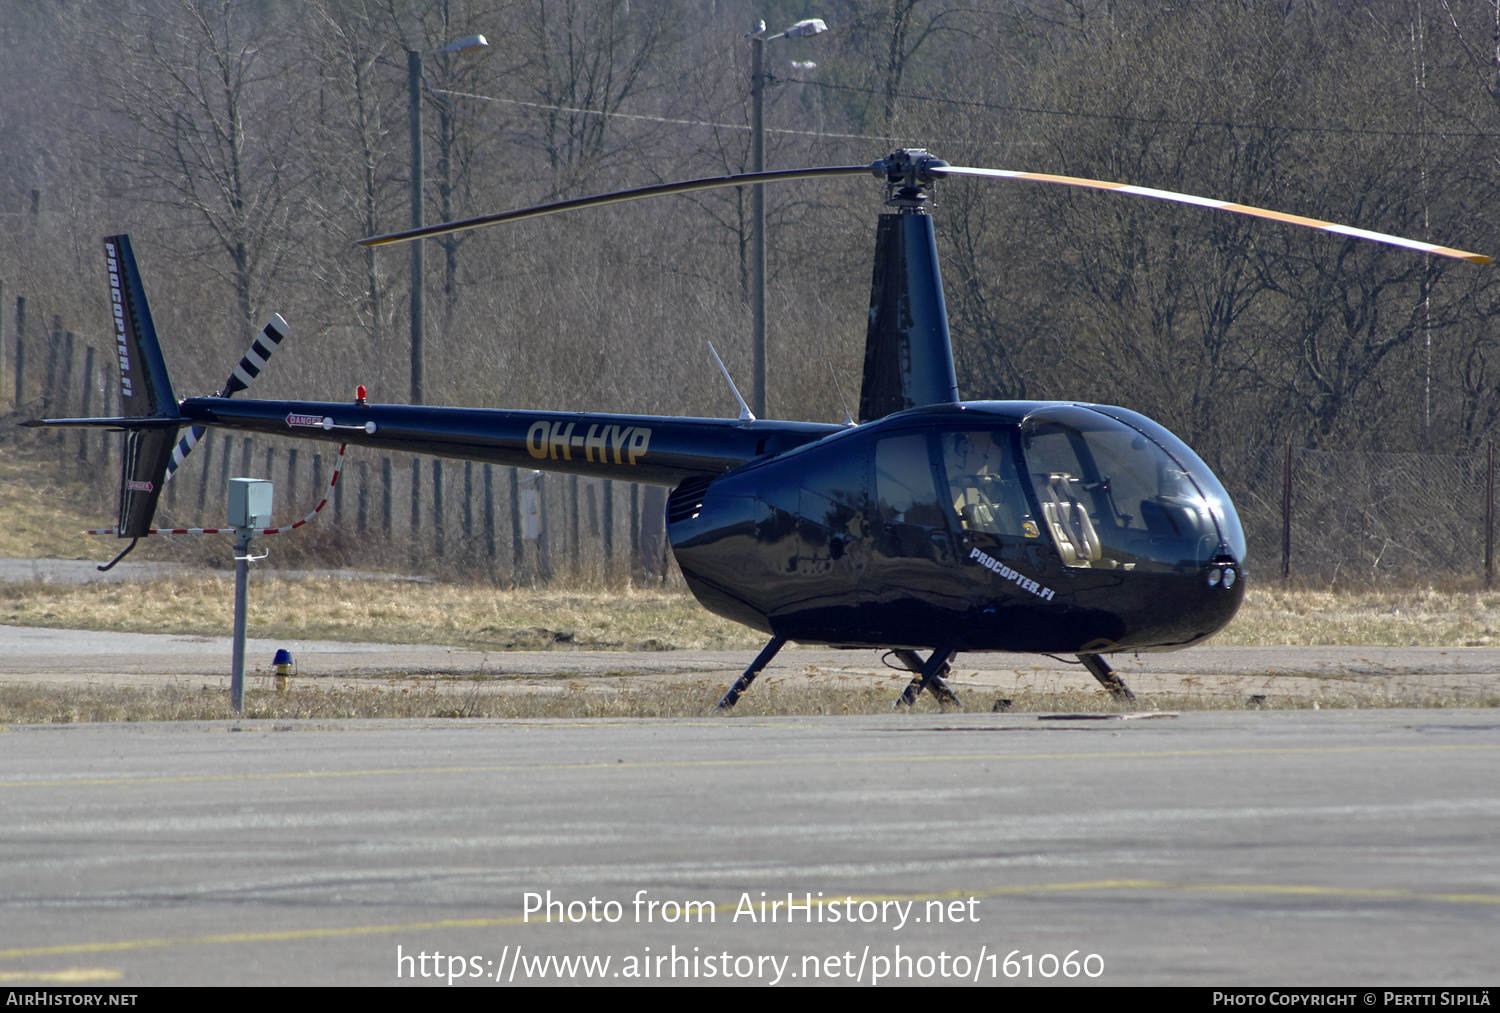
top-left (667, 475), bottom-right (716, 524)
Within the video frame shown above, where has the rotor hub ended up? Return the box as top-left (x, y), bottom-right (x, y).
top-left (870, 149), bottom-right (949, 210)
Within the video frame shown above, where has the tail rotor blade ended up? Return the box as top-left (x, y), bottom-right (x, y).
top-left (933, 165), bottom-right (1490, 263)
top-left (165, 425), bottom-right (205, 483)
top-left (164, 313), bottom-right (290, 484)
top-left (221, 313), bottom-right (289, 397)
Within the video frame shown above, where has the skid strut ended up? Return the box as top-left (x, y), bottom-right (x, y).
top-left (1078, 653), bottom-right (1136, 701)
top-left (716, 635), bottom-right (788, 710)
top-left (894, 644), bottom-right (961, 708)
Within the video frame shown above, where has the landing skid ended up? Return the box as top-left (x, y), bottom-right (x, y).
top-left (1078, 653), bottom-right (1136, 701)
top-left (715, 635), bottom-right (788, 710)
top-left (893, 645), bottom-right (962, 709)
top-left (715, 638), bottom-right (966, 711)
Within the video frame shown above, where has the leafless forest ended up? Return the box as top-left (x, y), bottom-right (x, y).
top-left (3, 0), bottom-right (1499, 584)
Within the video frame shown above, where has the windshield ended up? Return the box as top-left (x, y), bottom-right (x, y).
top-left (1016, 408), bottom-right (1235, 574)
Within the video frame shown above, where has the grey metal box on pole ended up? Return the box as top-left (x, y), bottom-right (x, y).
top-left (228, 478), bottom-right (273, 713)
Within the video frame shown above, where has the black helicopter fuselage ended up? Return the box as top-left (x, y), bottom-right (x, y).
top-left (176, 391), bottom-right (1246, 657)
top-left (668, 400), bottom-right (1246, 654)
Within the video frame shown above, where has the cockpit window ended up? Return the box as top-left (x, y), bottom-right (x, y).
top-left (1021, 409), bottom-right (1228, 574)
top-left (939, 429), bottom-right (1036, 539)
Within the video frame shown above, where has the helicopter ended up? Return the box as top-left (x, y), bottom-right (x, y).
top-left (31, 148), bottom-right (1488, 709)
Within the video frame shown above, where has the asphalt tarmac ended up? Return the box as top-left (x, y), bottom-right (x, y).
top-left (1, 704), bottom-right (1498, 986)
top-left (1, 623), bottom-right (1498, 986)
top-left (2, 623), bottom-right (1497, 705)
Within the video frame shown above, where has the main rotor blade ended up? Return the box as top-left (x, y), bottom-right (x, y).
top-left (934, 165), bottom-right (1490, 263)
top-left (358, 166), bottom-right (870, 247)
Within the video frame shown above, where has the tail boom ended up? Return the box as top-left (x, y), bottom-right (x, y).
top-left (180, 397), bottom-right (842, 487)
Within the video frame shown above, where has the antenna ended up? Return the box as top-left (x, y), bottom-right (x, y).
top-left (829, 362), bottom-right (855, 426)
top-left (708, 342), bottom-right (756, 425)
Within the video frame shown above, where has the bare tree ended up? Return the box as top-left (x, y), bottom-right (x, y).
top-left (94, 0), bottom-right (304, 347)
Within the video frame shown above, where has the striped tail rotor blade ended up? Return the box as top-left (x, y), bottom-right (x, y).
top-left (164, 314), bottom-right (289, 484)
top-left (163, 425), bottom-right (205, 484)
top-left (933, 166), bottom-right (1492, 264)
top-left (221, 313), bottom-right (289, 396)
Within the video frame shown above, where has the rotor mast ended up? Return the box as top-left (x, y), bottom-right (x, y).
top-left (857, 149), bottom-right (962, 421)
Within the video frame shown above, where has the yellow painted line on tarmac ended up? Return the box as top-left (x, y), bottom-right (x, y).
top-left (0, 968), bottom-right (123, 982)
top-left (0, 916), bottom-right (531, 960)
top-left (2, 880), bottom-right (1496, 962)
top-left (2, 743), bottom-right (1496, 790)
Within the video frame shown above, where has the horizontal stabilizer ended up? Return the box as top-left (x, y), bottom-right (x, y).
top-left (22, 416), bottom-right (179, 430)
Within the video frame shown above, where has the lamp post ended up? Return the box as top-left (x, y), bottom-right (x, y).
top-left (409, 34), bottom-right (488, 405)
top-left (748, 18), bottom-right (825, 419)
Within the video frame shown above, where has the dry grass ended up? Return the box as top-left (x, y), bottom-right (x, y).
top-left (1219, 584), bottom-right (1500, 647)
top-left (0, 575), bottom-right (764, 650)
top-left (0, 439), bottom-right (115, 561)
top-left (3, 678), bottom-right (1492, 724)
top-left (6, 575), bottom-right (1500, 652)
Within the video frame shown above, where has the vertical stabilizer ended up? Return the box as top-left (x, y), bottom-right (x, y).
top-left (104, 235), bottom-right (178, 418)
top-left (102, 236), bottom-right (180, 537)
top-left (857, 212), bottom-right (959, 421)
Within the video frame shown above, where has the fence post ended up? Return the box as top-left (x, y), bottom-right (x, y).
top-left (509, 466), bottom-right (523, 584)
top-left (219, 433), bottom-right (232, 504)
top-left (312, 453), bottom-right (322, 511)
top-left (195, 426), bottom-right (213, 513)
top-left (463, 461), bottom-right (473, 545)
top-left (1281, 442), bottom-right (1292, 582)
top-left (432, 458), bottom-right (444, 558)
top-left (602, 480), bottom-right (615, 569)
top-left (357, 460), bottom-right (369, 533)
top-left (240, 437), bottom-right (253, 476)
top-left (55, 331), bottom-right (73, 443)
top-left (12, 296), bottom-right (24, 408)
top-left (100, 372), bottom-right (113, 466)
top-left (381, 457), bottom-right (392, 536)
top-left (1487, 440), bottom-right (1495, 589)
top-left (410, 456), bottom-right (422, 560)
top-left (630, 482), bottom-right (640, 584)
top-left (569, 474), bottom-right (580, 572)
top-left (537, 473), bottom-right (551, 580)
top-left (287, 447), bottom-right (299, 506)
top-left (483, 463), bottom-right (495, 558)
top-left (77, 346), bottom-right (94, 462)
top-left (41, 315), bottom-right (60, 414)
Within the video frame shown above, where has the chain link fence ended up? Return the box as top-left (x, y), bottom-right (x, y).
top-left (5, 300), bottom-right (1495, 589)
top-left (1205, 445), bottom-right (1495, 587)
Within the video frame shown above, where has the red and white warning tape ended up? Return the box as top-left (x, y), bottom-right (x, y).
top-left (88, 444), bottom-right (347, 536)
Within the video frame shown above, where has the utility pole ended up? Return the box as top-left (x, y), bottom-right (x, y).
top-left (408, 49), bottom-right (425, 405)
top-left (750, 28), bottom-right (766, 419)
top-left (406, 35), bottom-right (487, 406)
top-left (747, 18), bottom-right (825, 419)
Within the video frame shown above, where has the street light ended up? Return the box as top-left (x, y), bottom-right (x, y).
top-left (748, 17), bottom-right (826, 418)
top-left (409, 34), bottom-right (489, 405)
